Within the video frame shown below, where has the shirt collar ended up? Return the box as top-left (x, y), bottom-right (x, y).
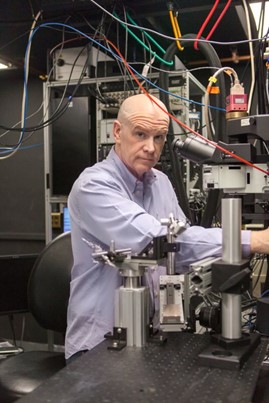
top-left (107, 147), bottom-right (157, 192)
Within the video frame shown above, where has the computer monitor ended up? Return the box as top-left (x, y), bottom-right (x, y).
top-left (63, 207), bottom-right (71, 233)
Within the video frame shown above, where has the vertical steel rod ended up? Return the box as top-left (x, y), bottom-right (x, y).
top-left (221, 198), bottom-right (242, 339)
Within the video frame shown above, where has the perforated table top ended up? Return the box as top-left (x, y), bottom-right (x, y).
top-left (19, 332), bottom-right (268, 403)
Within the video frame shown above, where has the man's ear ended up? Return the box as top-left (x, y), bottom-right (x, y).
top-left (113, 120), bottom-right (121, 143)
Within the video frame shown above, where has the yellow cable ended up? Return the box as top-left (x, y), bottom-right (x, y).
top-left (169, 9), bottom-right (184, 51)
top-left (173, 14), bottom-right (184, 51)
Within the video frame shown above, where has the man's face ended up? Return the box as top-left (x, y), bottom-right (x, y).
top-left (113, 114), bottom-right (168, 179)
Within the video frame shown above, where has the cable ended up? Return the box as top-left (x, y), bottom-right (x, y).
top-left (0, 64), bottom-right (54, 149)
top-left (242, 0), bottom-right (255, 114)
top-left (249, 2), bottom-right (268, 115)
top-left (0, 10), bottom-right (41, 160)
top-left (0, 24), bottom-right (120, 135)
top-left (252, 254), bottom-right (266, 292)
top-left (205, 66), bottom-right (238, 140)
top-left (123, 7), bottom-right (130, 87)
top-left (0, 143), bottom-right (42, 155)
top-left (0, 99), bottom-right (44, 141)
top-left (136, 71), bottom-right (225, 112)
top-left (118, 6), bottom-right (137, 94)
top-left (194, 0), bottom-right (220, 50)
top-left (261, 289), bottom-right (269, 298)
top-left (160, 33), bottom-right (226, 142)
top-left (0, 42), bottom-right (89, 149)
top-left (0, 27), bottom-right (224, 137)
top-left (83, 10), bottom-right (134, 98)
top-left (113, 11), bottom-right (173, 66)
top-left (89, 0), bottom-right (269, 47)
top-left (158, 33), bottom-right (225, 225)
top-left (168, 3), bottom-right (184, 51)
top-left (202, 0), bottom-right (232, 44)
top-left (126, 12), bottom-right (168, 57)
top-left (266, 67), bottom-right (269, 106)
top-left (2, 21), bottom-right (268, 178)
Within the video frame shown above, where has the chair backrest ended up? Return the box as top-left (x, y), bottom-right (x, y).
top-left (28, 231), bottom-right (73, 334)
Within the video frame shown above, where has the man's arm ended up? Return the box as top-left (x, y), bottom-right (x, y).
top-left (251, 228), bottom-right (269, 254)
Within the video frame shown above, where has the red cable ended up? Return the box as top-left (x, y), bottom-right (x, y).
top-left (105, 38), bottom-right (269, 176)
top-left (205, 0), bottom-right (232, 42)
top-left (194, 0), bottom-right (220, 50)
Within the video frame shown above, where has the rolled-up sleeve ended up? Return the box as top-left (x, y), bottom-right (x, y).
top-left (175, 225), bottom-right (251, 271)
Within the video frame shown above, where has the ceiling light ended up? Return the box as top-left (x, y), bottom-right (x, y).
top-left (0, 57), bottom-right (13, 70)
top-left (0, 62), bottom-right (9, 69)
top-left (250, 1), bottom-right (269, 36)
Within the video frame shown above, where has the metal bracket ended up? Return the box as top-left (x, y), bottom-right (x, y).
top-left (104, 327), bottom-right (127, 351)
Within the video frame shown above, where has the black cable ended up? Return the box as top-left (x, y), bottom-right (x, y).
top-left (262, 254), bottom-right (269, 294)
top-left (159, 33), bottom-right (225, 226)
top-left (159, 34), bottom-right (226, 139)
top-left (200, 189), bottom-right (221, 228)
top-left (252, 255), bottom-right (265, 293)
top-left (0, 41), bottom-right (91, 149)
top-left (249, 0), bottom-right (267, 116)
top-left (0, 36), bottom-right (92, 139)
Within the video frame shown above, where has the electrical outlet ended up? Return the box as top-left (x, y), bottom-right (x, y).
top-left (51, 212), bottom-right (62, 229)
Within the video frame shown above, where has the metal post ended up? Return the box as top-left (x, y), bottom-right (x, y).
top-left (221, 198), bottom-right (242, 339)
top-left (167, 231), bottom-right (175, 275)
top-left (114, 260), bottom-right (150, 347)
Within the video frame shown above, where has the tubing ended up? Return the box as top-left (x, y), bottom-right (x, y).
top-left (159, 33), bottom-right (226, 226)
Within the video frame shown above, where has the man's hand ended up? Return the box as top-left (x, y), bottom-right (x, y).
top-left (251, 228), bottom-right (269, 254)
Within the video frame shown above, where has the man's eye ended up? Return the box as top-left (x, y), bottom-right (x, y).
top-left (154, 135), bottom-right (165, 143)
top-left (136, 132), bottom-right (146, 139)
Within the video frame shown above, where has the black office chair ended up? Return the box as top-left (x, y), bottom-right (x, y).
top-left (0, 231), bottom-right (73, 402)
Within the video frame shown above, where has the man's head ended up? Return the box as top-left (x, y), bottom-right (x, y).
top-left (113, 94), bottom-right (169, 179)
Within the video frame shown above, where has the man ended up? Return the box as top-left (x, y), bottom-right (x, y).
top-left (65, 93), bottom-right (269, 362)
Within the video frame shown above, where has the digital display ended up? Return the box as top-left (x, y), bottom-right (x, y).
top-left (63, 207), bottom-right (71, 232)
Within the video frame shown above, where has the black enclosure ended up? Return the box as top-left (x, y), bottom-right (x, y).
top-left (0, 254), bottom-right (38, 314)
top-left (51, 96), bottom-right (96, 196)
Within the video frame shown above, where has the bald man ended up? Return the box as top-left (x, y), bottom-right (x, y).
top-left (65, 94), bottom-right (269, 362)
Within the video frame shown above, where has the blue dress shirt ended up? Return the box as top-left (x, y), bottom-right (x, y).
top-left (65, 148), bottom-right (251, 359)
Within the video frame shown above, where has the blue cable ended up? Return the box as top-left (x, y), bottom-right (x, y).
top-left (22, 20), bottom-right (225, 145)
top-left (132, 69), bottom-right (225, 112)
top-left (261, 289), bottom-right (269, 298)
top-left (0, 143), bottom-right (43, 155)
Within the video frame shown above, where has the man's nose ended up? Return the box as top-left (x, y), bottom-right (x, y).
top-left (143, 137), bottom-right (155, 152)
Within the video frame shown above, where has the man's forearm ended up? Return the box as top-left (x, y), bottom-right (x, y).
top-left (251, 229), bottom-right (269, 254)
